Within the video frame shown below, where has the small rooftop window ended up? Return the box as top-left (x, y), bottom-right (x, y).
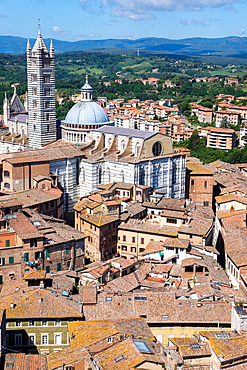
top-left (190, 342), bottom-right (201, 349)
top-left (105, 297), bottom-right (112, 302)
top-left (33, 221), bottom-right (42, 227)
top-left (134, 296), bottom-right (147, 301)
top-left (133, 340), bottom-right (153, 354)
top-left (215, 333), bottom-right (231, 339)
top-left (114, 354), bottom-right (125, 362)
top-left (162, 315), bottom-right (169, 319)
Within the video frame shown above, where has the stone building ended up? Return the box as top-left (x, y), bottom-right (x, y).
top-left (186, 160), bottom-right (215, 207)
top-left (0, 209), bottom-right (86, 284)
top-left (5, 288), bottom-right (83, 354)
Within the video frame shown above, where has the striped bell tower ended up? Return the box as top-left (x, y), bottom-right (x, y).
top-left (27, 28), bottom-right (56, 148)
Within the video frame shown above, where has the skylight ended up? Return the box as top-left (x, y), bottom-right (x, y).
top-left (134, 296), bottom-right (147, 301)
top-left (114, 354), bottom-right (125, 362)
top-left (133, 340), bottom-right (153, 354)
top-left (215, 333), bottom-right (231, 339)
top-left (190, 343), bottom-right (201, 349)
top-left (33, 221), bottom-right (42, 227)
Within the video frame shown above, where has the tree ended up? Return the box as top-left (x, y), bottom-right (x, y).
top-left (187, 130), bottom-right (204, 150)
top-left (220, 116), bottom-right (230, 129)
top-left (178, 101), bottom-right (191, 117)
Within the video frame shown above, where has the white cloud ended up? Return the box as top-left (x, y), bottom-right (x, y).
top-left (114, 0), bottom-right (237, 12)
top-left (52, 26), bottom-right (70, 37)
top-left (111, 8), bottom-right (155, 20)
top-left (180, 19), bottom-right (208, 26)
top-left (238, 28), bottom-right (246, 35)
top-left (52, 26), bottom-right (62, 33)
top-left (79, 0), bottom-right (237, 19)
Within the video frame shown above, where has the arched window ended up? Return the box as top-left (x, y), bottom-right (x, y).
top-left (4, 183), bottom-right (10, 189)
top-left (135, 142), bottom-right (141, 156)
top-left (108, 138), bottom-right (112, 148)
top-left (121, 140), bottom-right (125, 151)
top-left (4, 171), bottom-right (10, 177)
top-left (21, 127), bottom-right (24, 136)
top-left (106, 167), bottom-right (111, 183)
top-left (33, 125), bottom-right (36, 132)
top-left (47, 125), bottom-right (50, 132)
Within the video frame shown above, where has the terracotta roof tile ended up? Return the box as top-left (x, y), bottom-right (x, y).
top-left (4, 353), bottom-right (47, 370)
top-left (83, 290), bottom-right (231, 325)
top-left (170, 337), bottom-right (211, 358)
top-left (6, 288), bottom-right (82, 319)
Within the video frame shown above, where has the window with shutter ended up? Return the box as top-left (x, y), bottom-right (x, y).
top-left (23, 253), bottom-right (29, 262)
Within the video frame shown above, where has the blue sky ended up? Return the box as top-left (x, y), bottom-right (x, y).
top-left (0, 0), bottom-right (247, 41)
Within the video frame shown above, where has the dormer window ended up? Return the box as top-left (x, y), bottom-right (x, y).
top-left (152, 141), bottom-right (162, 156)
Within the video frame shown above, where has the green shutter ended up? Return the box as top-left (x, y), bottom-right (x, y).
top-left (45, 265), bottom-right (50, 273)
top-left (5, 240), bottom-right (10, 247)
top-left (65, 249), bottom-right (69, 255)
top-left (23, 253), bottom-right (29, 262)
top-left (45, 250), bottom-right (50, 258)
top-left (9, 257), bottom-right (14, 264)
top-left (56, 263), bottom-right (61, 271)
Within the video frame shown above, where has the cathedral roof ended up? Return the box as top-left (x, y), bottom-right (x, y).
top-left (64, 101), bottom-right (109, 125)
top-left (63, 75), bottom-right (109, 126)
top-left (10, 93), bottom-right (25, 114)
top-left (94, 125), bottom-right (157, 140)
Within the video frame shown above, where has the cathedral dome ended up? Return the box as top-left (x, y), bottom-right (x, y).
top-left (64, 100), bottom-right (109, 126)
top-left (61, 76), bottom-right (113, 144)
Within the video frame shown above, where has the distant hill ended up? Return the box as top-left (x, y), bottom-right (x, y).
top-left (2, 35), bottom-right (247, 57)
